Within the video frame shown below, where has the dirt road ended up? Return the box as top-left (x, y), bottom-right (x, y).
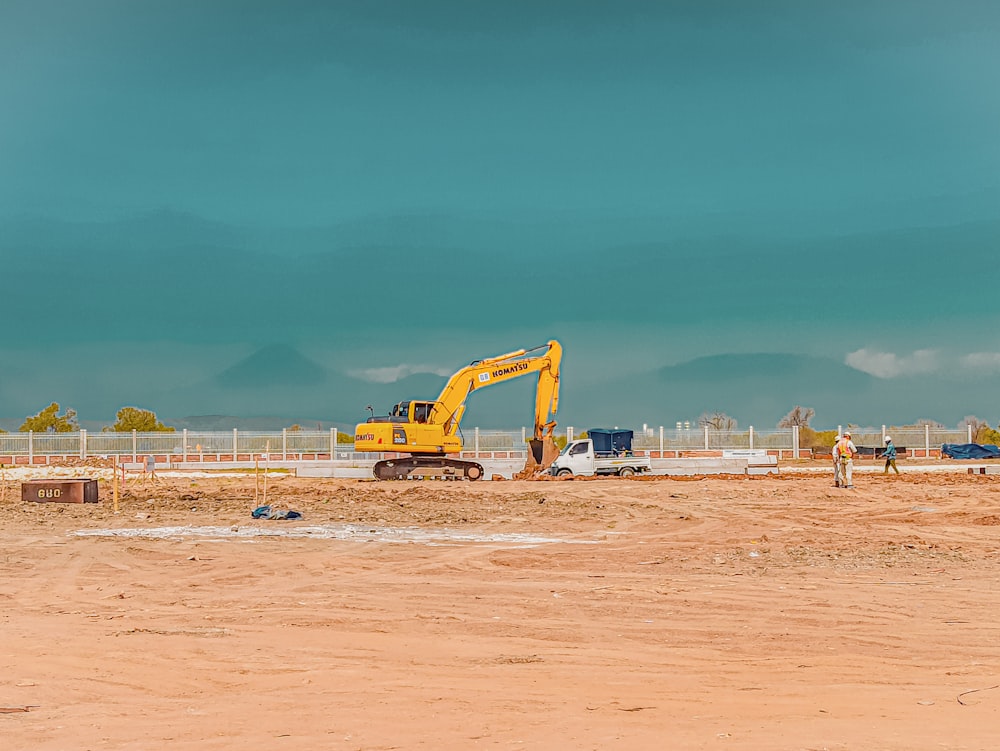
top-left (2, 471), bottom-right (999, 749)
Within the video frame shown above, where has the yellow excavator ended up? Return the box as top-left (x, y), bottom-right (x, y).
top-left (354, 340), bottom-right (562, 480)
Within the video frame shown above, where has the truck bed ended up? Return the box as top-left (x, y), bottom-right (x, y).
top-left (593, 455), bottom-right (652, 474)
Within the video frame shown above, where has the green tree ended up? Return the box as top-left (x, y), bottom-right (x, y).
top-left (104, 407), bottom-right (174, 432)
top-left (801, 427), bottom-right (838, 450)
top-left (20, 403), bottom-right (79, 432)
top-left (958, 415), bottom-right (1000, 445)
top-left (982, 425), bottom-right (1000, 446)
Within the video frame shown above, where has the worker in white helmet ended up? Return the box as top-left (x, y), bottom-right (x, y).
top-left (832, 435), bottom-right (842, 487)
top-left (882, 436), bottom-right (900, 475)
top-left (836, 431), bottom-right (858, 488)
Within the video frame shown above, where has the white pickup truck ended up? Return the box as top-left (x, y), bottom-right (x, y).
top-left (549, 437), bottom-right (652, 477)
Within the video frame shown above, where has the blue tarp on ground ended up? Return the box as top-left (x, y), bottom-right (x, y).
top-left (941, 443), bottom-right (1000, 459)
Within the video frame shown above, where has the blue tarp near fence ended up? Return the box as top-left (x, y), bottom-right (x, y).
top-left (941, 443), bottom-right (1000, 459)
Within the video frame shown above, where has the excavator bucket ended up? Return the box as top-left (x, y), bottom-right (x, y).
top-left (532, 437), bottom-right (561, 469)
top-left (516, 437), bottom-right (560, 479)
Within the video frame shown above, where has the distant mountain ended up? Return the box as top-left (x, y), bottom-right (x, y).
top-left (648, 353), bottom-right (877, 427)
top-left (149, 347), bottom-right (456, 428)
top-left (565, 352), bottom-right (999, 431)
top-left (555, 353), bottom-right (879, 429)
top-left (215, 344), bottom-right (326, 388)
top-left (654, 353), bottom-right (874, 390)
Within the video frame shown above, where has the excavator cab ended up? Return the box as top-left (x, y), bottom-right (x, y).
top-left (411, 402), bottom-right (432, 424)
top-left (367, 401), bottom-right (435, 425)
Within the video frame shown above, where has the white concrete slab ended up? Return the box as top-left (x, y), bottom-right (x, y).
top-left (295, 459), bottom-right (527, 480)
top-left (650, 458), bottom-right (753, 475)
top-left (722, 449), bottom-right (769, 459)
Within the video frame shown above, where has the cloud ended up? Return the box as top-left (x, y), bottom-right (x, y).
top-left (960, 352), bottom-right (1000, 373)
top-left (845, 348), bottom-right (940, 378)
top-left (847, 348), bottom-right (1000, 378)
top-left (347, 364), bottom-right (454, 383)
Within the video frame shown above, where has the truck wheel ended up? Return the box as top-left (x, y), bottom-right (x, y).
top-left (618, 467), bottom-right (635, 478)
top-left (557, 469), bottom-right (573, 477)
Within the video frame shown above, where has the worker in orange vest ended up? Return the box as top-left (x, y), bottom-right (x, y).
top-left (836, 431), bottom-right (858, 488)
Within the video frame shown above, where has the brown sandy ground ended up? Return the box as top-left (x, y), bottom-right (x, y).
top-left (2, 471), bottom-right (999, 750)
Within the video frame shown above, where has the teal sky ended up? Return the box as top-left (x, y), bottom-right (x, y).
top-left (2, 1), bottom-right (999, 429)
top-left (5, 0), bottom-right (999, 224)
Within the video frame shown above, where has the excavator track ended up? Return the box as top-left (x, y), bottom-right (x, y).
top-left (373, 456), bottom-right (485, 481)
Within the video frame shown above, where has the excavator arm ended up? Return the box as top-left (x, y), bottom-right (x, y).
top-left (430, 340), bottom-right (562, 443)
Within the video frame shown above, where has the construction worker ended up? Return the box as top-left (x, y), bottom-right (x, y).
top-left (832, 435), bottom-right (842, 487)
top-left (837, 431), bottom-right (857, 488)
top-left (883, 436), bottom-right (900, 475)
